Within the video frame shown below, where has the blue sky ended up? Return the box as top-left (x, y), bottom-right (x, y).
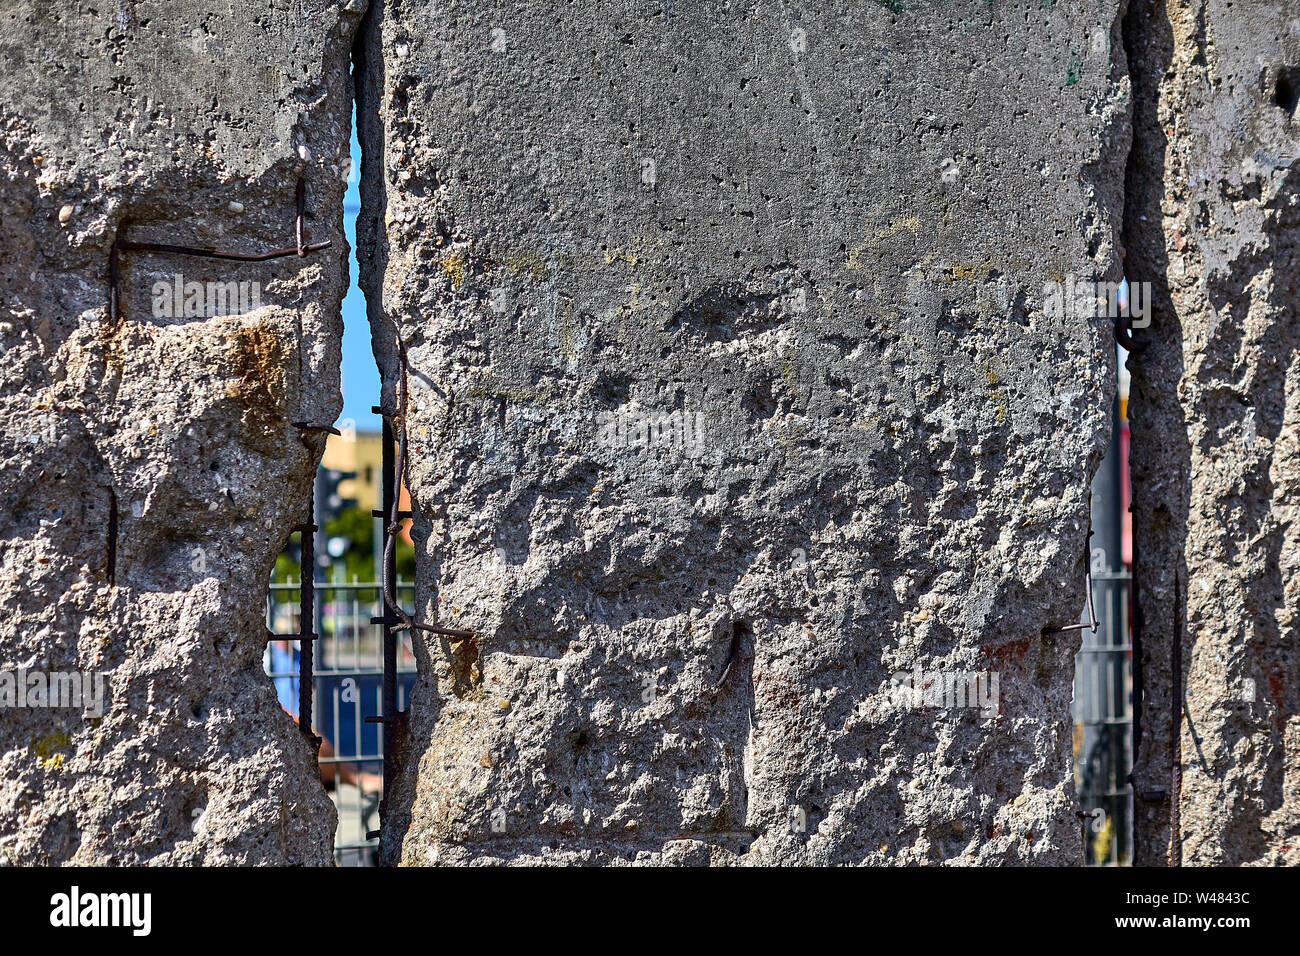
top-left (339, 129), bottom-right (381, 434)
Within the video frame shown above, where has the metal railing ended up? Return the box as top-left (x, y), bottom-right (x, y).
top-left (265, 579), bottom-right (419, 866)
top-left (1072, 570), bottom-right (1133, 866)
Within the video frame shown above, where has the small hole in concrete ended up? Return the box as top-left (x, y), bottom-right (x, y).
top-left (1274, 67), bottom-right (1299, 115)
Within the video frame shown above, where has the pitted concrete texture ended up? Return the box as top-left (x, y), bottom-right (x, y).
top-left (0, 0), bottom-right (362, 863)
top-left (361, 1), bottom-right (1128, 865)
top-left (1126, 0), bottom-right (1300, 866)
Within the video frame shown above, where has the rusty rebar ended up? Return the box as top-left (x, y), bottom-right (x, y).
top-left (265, 628), bottom-right (318, 647)
top-left (107, 176), bottom-right (329, 308)
top-left (291, 422), bottom-right (342, 436)
top-left (369, 405), bottom-right (401, 822)
top-left (1115, 309), bottom-right (1136, 350)
top-left (379, 340), bottom-right (473, 641)
top-left (116, 237), bottom-right (330, 262)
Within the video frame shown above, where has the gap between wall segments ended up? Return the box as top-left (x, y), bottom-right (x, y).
top-left (339, 0), bottom-right (1157, 865)
top-left (349, 4), bottom-right (477, 850)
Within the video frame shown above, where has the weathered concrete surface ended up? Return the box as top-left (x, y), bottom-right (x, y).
top-left (1127, 0), bottom-right (1300, 866)
top-left (0, 0), bottom-right (361, 864)
top-left (362, 1), bottom-right (1128, 865)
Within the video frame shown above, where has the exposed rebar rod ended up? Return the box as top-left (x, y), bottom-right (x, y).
top-left (380, 339), bottom-right (473, 641)
top-left (106, 176), bottom-right (330, 313)
top-left (116, 238), bottom-right (331, 262)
